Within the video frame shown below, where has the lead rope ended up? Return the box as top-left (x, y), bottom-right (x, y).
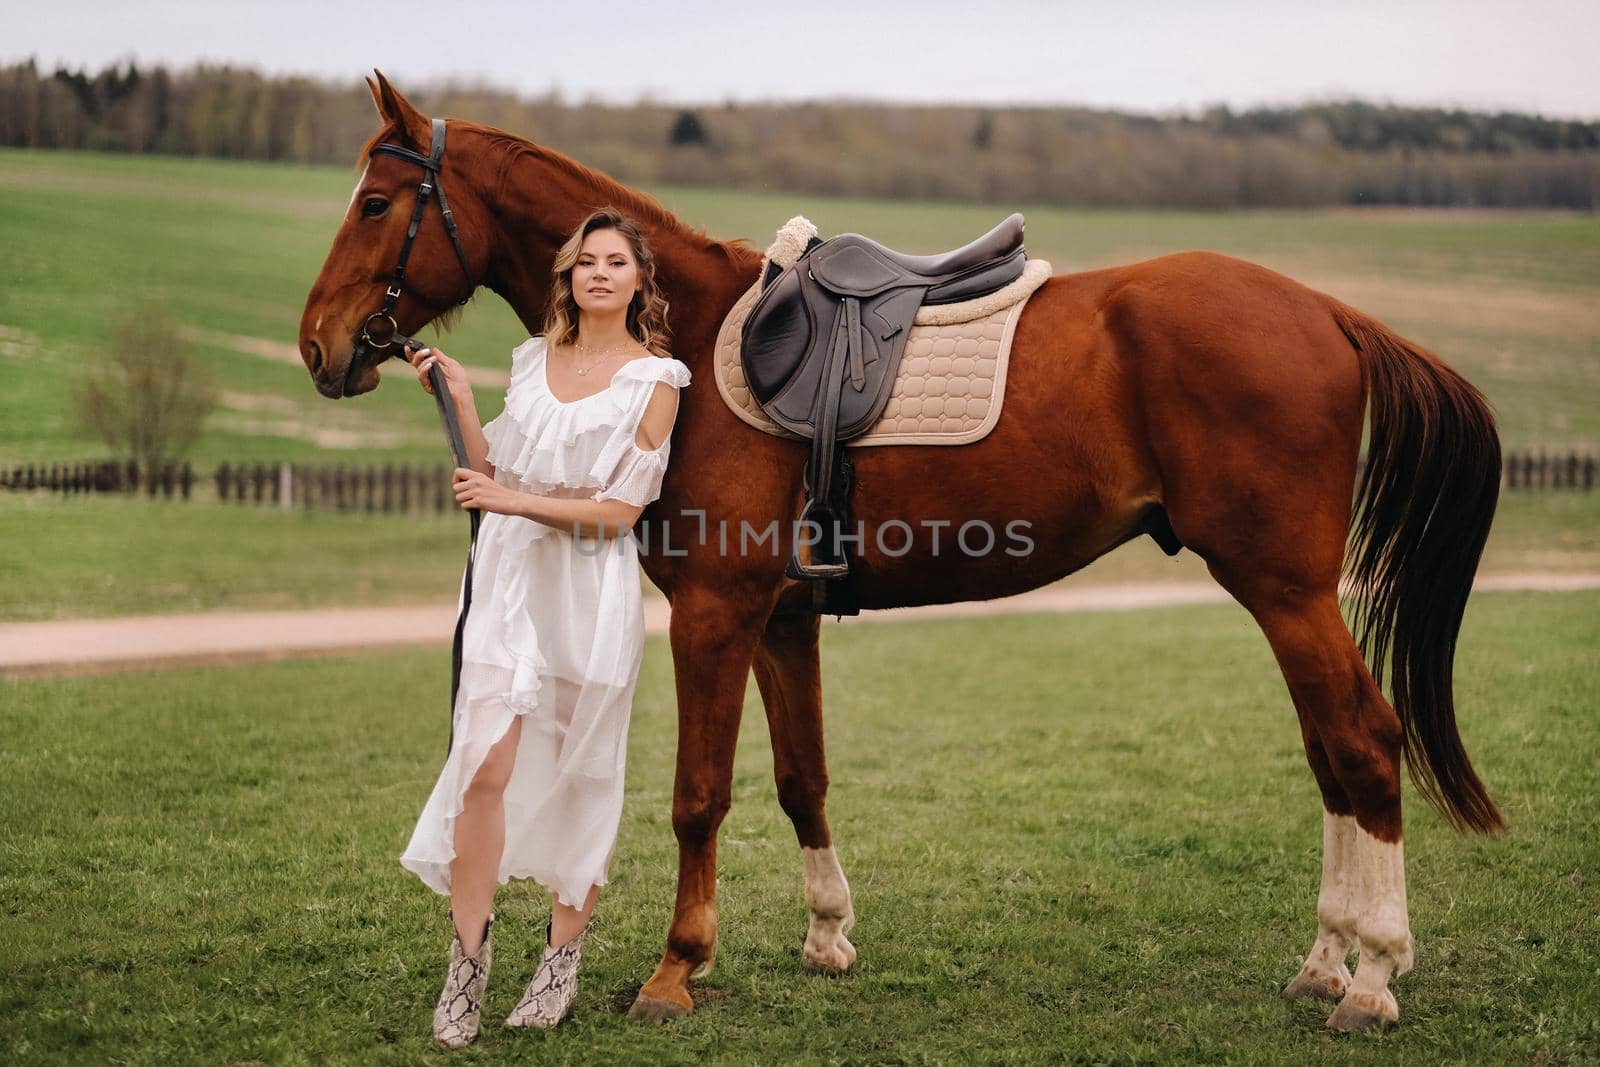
top-left (425, 362), bottom-right (479, 757)
top-left (447, 513), bottom-right (480, 758)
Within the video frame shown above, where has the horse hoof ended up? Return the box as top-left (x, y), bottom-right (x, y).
top-left (629, 991), bottom-right (692, 1022)
top-left (802, 933), bottom-right (857, 974)
top-left (1327, 991), bottom-right (1398, 1031)
top-left (1284, 969), bottom-right (1347, 1001)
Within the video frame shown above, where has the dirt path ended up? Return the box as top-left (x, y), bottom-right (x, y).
top-left (3, 574), bottom-right (1595, 679)
top-left (181, 326), bottom-right (511, 387)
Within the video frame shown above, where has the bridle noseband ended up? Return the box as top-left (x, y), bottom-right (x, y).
top-left (344, 116), bottom-right (477, 396)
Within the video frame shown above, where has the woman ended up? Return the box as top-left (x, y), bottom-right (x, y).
top-left (398, 208), bottom-right (690, 1046)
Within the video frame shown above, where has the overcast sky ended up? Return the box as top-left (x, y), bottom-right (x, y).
top-left (6, 0), bottom-right (1597, 119)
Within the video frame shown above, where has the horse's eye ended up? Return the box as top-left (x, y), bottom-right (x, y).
top-left (361, 197), bottom-right (388, 218)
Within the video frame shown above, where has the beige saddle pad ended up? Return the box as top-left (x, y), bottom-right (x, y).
top-left (713, 259), bottom-right (1051, 446)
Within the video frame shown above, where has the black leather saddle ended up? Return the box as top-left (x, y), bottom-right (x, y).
top-left (741, 213), bottom-right (1027, 590)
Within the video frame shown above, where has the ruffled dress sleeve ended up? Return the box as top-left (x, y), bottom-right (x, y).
top-left (590, 355), bottom-right (692, 507)
top-left (479, 337), bottom-right (546, 486)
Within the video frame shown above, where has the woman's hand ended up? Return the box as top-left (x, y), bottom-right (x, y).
top-left (404, 343), bottom-right (472, 403)
top-left (452, 467), bottom-right (522, 516)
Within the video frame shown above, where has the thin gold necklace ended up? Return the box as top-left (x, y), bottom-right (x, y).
top-left (572, 338), bottom-right (634, 375)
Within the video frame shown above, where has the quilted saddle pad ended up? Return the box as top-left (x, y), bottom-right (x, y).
top-left (714, 259), bottom-right (1050, 447)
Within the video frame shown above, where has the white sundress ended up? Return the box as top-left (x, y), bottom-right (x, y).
top-left (400, 336), bottom-right (691, 908)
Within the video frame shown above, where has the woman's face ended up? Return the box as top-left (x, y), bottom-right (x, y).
top-left (571, 228), bottom-right (641, 319)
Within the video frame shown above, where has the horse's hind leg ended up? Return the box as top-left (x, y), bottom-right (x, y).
top-left (1208, 561), bottom-right (1415, 1029)
top-left (751, 609), bottom-right (857, 973)
top-left (1282, 718), bottom-right (1358, 1003)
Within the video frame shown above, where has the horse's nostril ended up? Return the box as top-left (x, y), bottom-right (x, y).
top-left (307, 339), bottom-right (324, 376)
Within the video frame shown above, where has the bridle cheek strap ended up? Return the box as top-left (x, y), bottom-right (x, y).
top-left (355, 117), bottom-right (477, 370)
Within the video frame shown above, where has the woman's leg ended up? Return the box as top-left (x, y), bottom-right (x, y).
top-left (449, 716), bottom-right (525, 954)
top-left (550, 884), bottom-right (601, 947)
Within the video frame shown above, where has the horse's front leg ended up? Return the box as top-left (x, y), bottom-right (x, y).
top-left (752, 608), bottom-right (857, 973)
top-left (629, 583), bottom-right (772, 1021)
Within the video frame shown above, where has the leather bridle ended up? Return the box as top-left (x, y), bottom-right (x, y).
top-left (343, 116), bottom-right (477, 399)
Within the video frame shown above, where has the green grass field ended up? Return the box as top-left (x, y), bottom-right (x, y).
top-left (2, 594), bottom-right (1596, 1064)
top-left (2, 490), bottom-right (1597, 622)
top-left (3, 148), bottom-right (1597, 469)
top-left (4, 148), bottom-right (1594, 1066)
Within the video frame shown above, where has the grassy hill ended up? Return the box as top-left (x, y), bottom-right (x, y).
top-left (2, 150), bottom-right (1596, 622)
top-left (2, 147), bottom-right (1597, 469)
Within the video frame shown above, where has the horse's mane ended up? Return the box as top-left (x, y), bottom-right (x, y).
top-left (468, 121), bottom-right (762, 269)
top-left (351, 117), bottom-right (763, 316)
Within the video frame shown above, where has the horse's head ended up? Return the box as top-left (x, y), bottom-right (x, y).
top-left (298, 71), bottom-right (492, 398)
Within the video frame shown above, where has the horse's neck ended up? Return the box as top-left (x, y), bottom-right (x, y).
top-left (485, 145), bottom-right (761, 363)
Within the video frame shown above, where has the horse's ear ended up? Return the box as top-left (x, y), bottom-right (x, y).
top-left (371, 69), bottom-right (430, 148)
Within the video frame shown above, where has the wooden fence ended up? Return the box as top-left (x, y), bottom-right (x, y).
top-left (211, 462), bottom-right (460, 514)
top-left (2, 451), bottom-right (1596, 509)
top-left (1500, 451), bottom-right (1597, 490)
top-left (1, 460), bottom-right (193, 498)
top-left (1, 461), bottom-right (461, 514)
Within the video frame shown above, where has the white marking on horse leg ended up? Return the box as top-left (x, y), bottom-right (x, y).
top-left (800, 845), bottom-right (857, 973)
top-left (1327, 826), bottom-right (1413, 1030)
top-left (1285, 811), bottom-right (1357, 1000)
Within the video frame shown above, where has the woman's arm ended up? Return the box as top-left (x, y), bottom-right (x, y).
top-left (405, 344), bottom-right (494, 478)
top-left (449, 470), bottom-right (644, 538)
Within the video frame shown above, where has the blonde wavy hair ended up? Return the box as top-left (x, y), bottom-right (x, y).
top-left (542, 208), bottom-right (671, 355)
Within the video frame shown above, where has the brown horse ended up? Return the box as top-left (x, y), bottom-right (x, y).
top-left (299, 74), bottom-right (1503, 1031)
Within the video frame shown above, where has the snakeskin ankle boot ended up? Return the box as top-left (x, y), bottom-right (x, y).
top-left (432, 911), bottom-right (494, 1048)
top-left (505, 919), bottom-right (589, 1029)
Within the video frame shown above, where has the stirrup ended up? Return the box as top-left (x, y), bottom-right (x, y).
top-left (786, 500), bottom-right (850, 581)
top-left (787, 553), bottom-right (850, 581)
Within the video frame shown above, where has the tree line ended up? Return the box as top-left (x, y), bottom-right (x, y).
top-left (3, 58), bottom-right (1596, 209)
top-left (9, 450), bottom-right (1595, 502)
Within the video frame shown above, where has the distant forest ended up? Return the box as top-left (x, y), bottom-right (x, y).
top-left (3, 59), bottom-right (1597, 210)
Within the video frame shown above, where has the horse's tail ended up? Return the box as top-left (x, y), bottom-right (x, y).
top-left (1329, 299), bottom-right (1505, 834)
